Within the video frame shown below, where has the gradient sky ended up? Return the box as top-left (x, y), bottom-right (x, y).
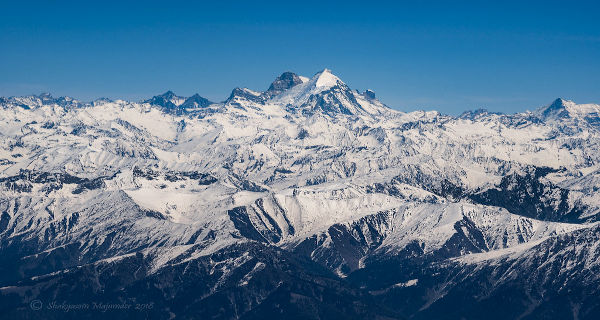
top-left (1, 0), bottom-right (599, 114)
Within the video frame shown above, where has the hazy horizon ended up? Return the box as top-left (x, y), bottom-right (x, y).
top-left (1, 1), bottom-right (598, 115)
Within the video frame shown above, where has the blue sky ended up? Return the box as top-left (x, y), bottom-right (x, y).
top-left (1, 0), bottom-right (599, 114)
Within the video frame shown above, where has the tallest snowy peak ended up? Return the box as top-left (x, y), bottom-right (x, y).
top-left (266, 68), bottom-right (391, 117)
top-left (269, 68), bottom-right (346, 106)
top-left (313, 68), bottom-right (343, 88)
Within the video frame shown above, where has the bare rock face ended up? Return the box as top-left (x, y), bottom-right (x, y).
top-left (266, 71), bottom-right (304, 96)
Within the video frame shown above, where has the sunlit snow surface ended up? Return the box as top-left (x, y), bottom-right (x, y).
top-left (1, 70), bottom-right (600, 275)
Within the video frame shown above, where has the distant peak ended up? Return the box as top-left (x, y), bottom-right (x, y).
top-left (313, 68), bottom-right (342, 88)
top-left (363, 89), bottom-right (376, 100)
top-left (93, 97), bottom-right (113, 103)
top-left (550, 98), bottom-right (579, 108)
top-left (550, 97), bottom-right (566, 107)
top-left (267, 71), bottom-right (303, 96)
top-left (279, 71), bottom-right (300, 80)
top-left (144, 90), bottom-right (186, 108)
top-left (541, 98), bottom-right (570, 118)
top-left (459, 108), bottom-right (502, 120)
top-left (182, 94), bottom-right (212, 108)
top-left (226, 87), bottom-right (265, 104)
top-left (538, 97), bottom-right (593, 120)
top-left (161, 90), bottom-right (177, 98)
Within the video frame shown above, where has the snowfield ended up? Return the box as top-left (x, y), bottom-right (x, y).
top-left (1, 70), bottom-right (600, 319)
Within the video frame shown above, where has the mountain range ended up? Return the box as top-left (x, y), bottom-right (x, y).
top-left (1, 69), bottom-right (600, 319)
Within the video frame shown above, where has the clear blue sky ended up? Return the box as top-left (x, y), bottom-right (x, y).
top-left (1, 0), bottom-right (599, 114)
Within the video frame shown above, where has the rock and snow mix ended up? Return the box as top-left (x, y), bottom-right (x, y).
top-left (1, 69), bottom-right (600, 318)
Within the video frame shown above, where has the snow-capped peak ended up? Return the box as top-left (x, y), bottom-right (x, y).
top-left (259, 69), bottom-right (394, 117)
top-left (314, 68), bottom-right (342, 88)
top-left (538, 98), bottom-right (600, 122)
top-left (144, 91), bottom-right (186, 107)
top-left (269, 68), bottom-right (345, 106)
top-left (0, 93), bottom-right (84, 109)
top-left (225, 87), bottom-right (266, 105)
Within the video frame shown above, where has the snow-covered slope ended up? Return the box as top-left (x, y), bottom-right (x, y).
top-left (1, 70), bottom-right (600, 319)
